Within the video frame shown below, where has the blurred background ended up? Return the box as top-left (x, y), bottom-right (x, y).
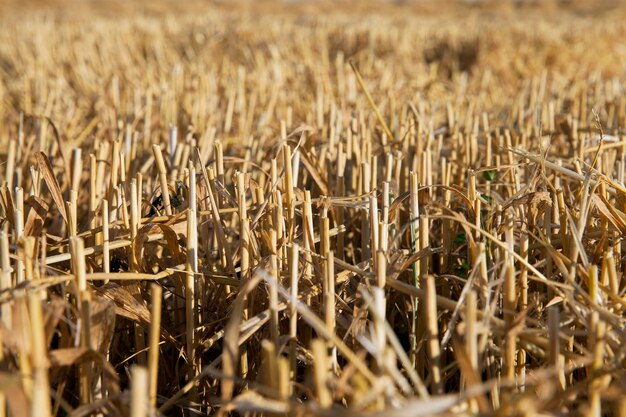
top-left (1, 0), bottom-right (625, 18)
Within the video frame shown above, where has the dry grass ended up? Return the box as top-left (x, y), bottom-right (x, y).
top-left (1, 1), bottom-right (626, 416)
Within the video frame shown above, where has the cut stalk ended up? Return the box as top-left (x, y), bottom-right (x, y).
top-left (148, 284), bottom-right (163, 409)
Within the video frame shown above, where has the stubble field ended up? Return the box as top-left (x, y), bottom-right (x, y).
top-left (1, 1), bottom-right (626, 416)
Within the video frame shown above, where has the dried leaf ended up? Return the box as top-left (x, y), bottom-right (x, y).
top-left (388, 191), bottom-right (409, 224)
top-left (95, 283), bottom-right (151, 326)
top-left (95, 283), bottom-right (178, 345)
top-left (166, 217), bottom-right (188, 236)
top-left (35, 152), bottom-right (68, 225)
top-left (591, 194), bottom-right (626, 234)
top-left (222, 274), bottom-right (263, 404)
top-left (89, 295), bottom-right (116, 354)
top-left (5, 297), bottom-right (31, 356)
top-left (451, 336), bottom-right (491, 414)
top-left (48, 347), bottom-right (120, 394)
top-left (5, 381), bottom-right (29, 417)
top-left (42, 297), bottom-right (68, 347)
top-left (133, 223), bottom-right (184, 273)
top-left (299, 150), bottom-right (330, 196)
top-left (23, 195), bottom-right (49, 237)
top-left (546, 296), bottom-right (564, 308)
top-left (0, 184), bottom-right (15, 230)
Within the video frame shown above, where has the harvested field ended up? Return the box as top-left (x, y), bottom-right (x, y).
top-left (1, 0), bottom-right (626, 416)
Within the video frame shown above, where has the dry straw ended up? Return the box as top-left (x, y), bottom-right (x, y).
top-left (0, 1), bottom-right (626, 416)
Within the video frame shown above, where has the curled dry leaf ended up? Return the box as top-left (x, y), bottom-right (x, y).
top-left (95, 283), bottom-right (151, 326)
top-left (95, 283), bottom-right (178, 345)
top-left (133, 223), bottom-right (185, 273)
